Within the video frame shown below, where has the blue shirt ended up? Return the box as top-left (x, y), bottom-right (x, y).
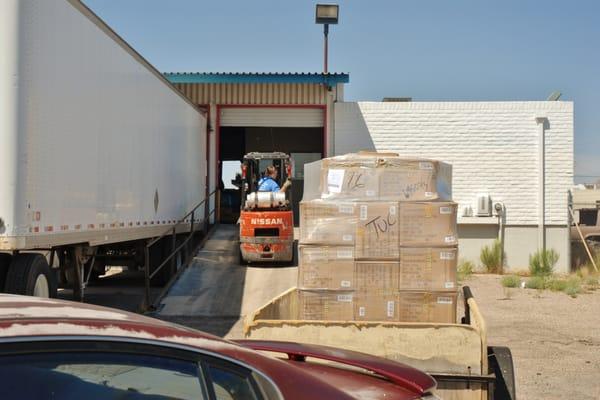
top-left (258, 176), bottom-right (280, 192)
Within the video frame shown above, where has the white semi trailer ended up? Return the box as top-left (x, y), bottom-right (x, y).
top-left (0, 0), bottom-right (207, 300)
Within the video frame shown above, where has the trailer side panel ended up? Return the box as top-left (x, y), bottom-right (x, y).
top-left (0, 0), bottom-right (206, 250)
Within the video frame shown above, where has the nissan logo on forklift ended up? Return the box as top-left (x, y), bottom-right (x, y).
top-left (250, 218), bottom-right (284, 225)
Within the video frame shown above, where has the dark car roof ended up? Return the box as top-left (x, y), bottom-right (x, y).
top-left (0, 295), bottom-right (429, 399)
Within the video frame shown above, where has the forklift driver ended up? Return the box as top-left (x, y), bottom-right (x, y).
top-left (258, 165), bottom-right (291, 193)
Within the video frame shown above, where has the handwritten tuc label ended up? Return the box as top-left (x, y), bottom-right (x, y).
top-left (364, 211), bottom-right (397, 240)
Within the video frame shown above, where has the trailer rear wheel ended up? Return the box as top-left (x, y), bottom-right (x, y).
top-left (0, 254), bottom-right (12, 292)
top-left (5, 254), bottom-right (57, 298)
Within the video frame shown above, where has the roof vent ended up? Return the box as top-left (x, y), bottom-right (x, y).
top-left (546, 91), bottom-right (561, 101)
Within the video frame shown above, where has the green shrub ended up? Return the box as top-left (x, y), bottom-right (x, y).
top-left (556, 276), bottom-right (581, 297)
top-left (546, 278), bottom-right (567, 292)
top-left (500, 275), bottom-right (521, 288)
top-left (457, 260), bottom-right (475, 282)
top-left (529, 248), bottom-right (559, 277)
top-left (525, 276), bottom-right (546, 290)
top-left (564, 283), bottom-right (582, 297)
top-left (480, 240), bottom-right (503, 274)
top-left (585, 277), bottom-right (599, 287)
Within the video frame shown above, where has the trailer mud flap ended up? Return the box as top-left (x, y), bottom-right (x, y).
top-left (488, 346), bottom-right (516, 400)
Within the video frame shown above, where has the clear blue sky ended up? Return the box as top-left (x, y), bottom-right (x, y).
top-left (85, 0), bottom-right (599, 183)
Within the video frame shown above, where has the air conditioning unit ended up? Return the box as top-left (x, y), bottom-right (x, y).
top-left (476, 194), bottom-right (492, 217)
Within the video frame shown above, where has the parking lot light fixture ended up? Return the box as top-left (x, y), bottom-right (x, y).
top-left (315, 4), bottom-right (339, 74)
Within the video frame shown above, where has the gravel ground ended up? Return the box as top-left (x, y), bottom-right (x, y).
top-left (462, 274), bottom-right (600, 400)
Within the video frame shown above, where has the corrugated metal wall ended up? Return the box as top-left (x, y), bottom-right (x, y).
top-left (220, 107), bottom-right (324, 127)
top-left (174, 83), bottom-right (328, 105)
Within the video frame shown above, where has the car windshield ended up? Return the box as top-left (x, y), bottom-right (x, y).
top-left (0, 352), bottom-right (206, 400)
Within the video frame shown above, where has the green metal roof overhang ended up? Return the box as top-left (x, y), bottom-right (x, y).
top-left (164, 72), bottom-right (349, 86)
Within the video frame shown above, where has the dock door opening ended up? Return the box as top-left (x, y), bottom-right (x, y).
top-left (218, 107), bottom-right (324, 224)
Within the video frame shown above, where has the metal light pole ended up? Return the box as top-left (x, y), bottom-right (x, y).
top-left (315, 4), bottom-right (339, 74)
top-left (323, 24), bottom-right (329, 73)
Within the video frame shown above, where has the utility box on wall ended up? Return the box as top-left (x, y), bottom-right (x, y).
top-left (476, 194), bottom-right (492, 217)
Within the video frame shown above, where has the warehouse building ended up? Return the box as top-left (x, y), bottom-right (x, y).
top-left (167, 74), bottom-right (574, 273)
top-left (335, 101), bottom-right (573, 273)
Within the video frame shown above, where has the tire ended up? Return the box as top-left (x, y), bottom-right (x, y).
top-left (0, 253), bottom-right (12, 292)
top-left (5, 253), bottom-right (58, 298)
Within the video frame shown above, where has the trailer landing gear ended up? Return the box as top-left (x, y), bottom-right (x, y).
top-left (58, 246), bottom-right (96, 302)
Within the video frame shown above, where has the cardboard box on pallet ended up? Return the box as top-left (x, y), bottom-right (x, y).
top-left (319, 153), bottom-right (452, 201)
top-left (397, 291), bottom-right (458, 323)
top-left (299, 200), bottom-right (357, 245)
top-left (353, 290), bottom-right (457, 323)
top-left (354, 290), bottom-right (399, 321)
top-left (398, 202), bottom-right (458, 246)
top-left (378, 158), bottom-right (452, 201)
top-left (355, 202), bottom-right (400, 260)
top-left (354, 261), bottom-right (400, 292)
top-left (297, 289), bottom-right (355, 320)
top-left (353, 260), bottom-right (398, 321)
top-left (398, 247), bottom-right (458, 291)
top-left (298, 245), bottom-right (355, 290)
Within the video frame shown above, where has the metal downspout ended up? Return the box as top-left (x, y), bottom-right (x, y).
top-left (535, 116), bottom-right (548, 250)
top-left (495, 203), bottom-right (505, 268)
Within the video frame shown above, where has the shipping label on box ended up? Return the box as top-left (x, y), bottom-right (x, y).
top-left (298, 289), bottom-right (355, 321)
top-left (299, 200), bottom-right (357, 245)
top-left (298, 245), bottom-right (355, 290)
top-left (321, 165), bottom-right (379, 200)
top-left (355, 202), bottom-right (400, 259)
top-left (354, 290), bottom-right (399, 321)
top-left (399, 247), bottom-right (458, 291)
top-left (398, 202), bottom-right (458, 246)
top-left (397, 291), bottom-right (457, 323)
top-left (354, 261), bottom-right (400, 292)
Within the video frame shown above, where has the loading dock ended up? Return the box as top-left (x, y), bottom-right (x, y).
top-left (218, 106), bottom-right (325, 222)
top-left (165, 73), bottom-right (349, 224)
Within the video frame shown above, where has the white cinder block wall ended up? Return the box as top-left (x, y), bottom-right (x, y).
top-left (334, 101), bottom-right (574, 272)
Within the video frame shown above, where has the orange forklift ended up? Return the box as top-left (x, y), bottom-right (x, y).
top-left (238, 152), bottom-right (294, 264)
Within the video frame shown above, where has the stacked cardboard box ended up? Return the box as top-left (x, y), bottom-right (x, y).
top-left (297, 153), bottom-right (458, 323)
